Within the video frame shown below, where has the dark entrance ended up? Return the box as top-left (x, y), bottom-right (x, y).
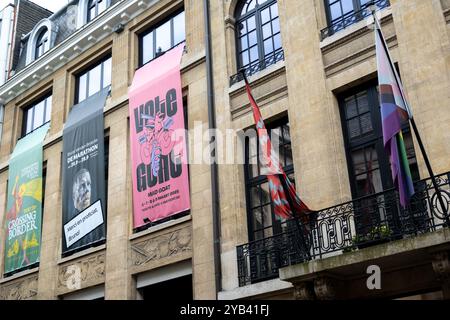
top-left (139, 274), bottom-right (193, 300)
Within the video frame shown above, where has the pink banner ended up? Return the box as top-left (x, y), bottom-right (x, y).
top-left (129, 44), bottom-right (190, 228)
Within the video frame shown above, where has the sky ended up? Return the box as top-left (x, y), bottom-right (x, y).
top-left (1, 0), bottom-right (68, 13)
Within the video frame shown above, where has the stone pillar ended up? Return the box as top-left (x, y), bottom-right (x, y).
top-left (104, 108), bottom-right (133, 300)
top-left (36, 143), bottom-right (63, 299)
top-left (391, 0), bottom-right (450, 176)
top-left (277, 0), bottom-right (351, 209)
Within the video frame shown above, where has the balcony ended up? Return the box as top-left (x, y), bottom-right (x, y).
top-left (320, 0), bottom-right (390, 41)
top-left (237, 171), bottom-right (450, 287)
top-left (230, 49), bottom-right (284, 86)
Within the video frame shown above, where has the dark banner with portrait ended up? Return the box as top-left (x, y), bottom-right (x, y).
top-left (62, 88), bottom-right (108, 254)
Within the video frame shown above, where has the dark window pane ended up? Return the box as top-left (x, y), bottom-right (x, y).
top-left (357, 92), bottom-right (369, 113)
top-left (348, 118), bottom-right (361, 139)
top-left (251, 186), bottom-right (261, 208)
top-left (260, 182), bottom-right (271, 206)
top-left (345, 97), bottom-right (357, 118)
top-left (360, 113), bottom-right (373, 135)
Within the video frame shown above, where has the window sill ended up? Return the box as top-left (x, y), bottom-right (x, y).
top-left (130, 214), bottom-right (192, 241)
top-left (58, 244), bottom-right (106, 265)
top-left (0, 267), bottom-right (39, 284)
top-left (218, 278), bottom-right (293, 300)
top-left (320, 7), bottom-right (392, 50)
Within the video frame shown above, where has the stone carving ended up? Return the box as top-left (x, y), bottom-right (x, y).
top-left (314, 277), bottom-right (336, 300)
top-left (0, 274), bottom-right (38, 300)
top-left (293, 282), bottom-right (315, 300)
top-left (432, 251), bottom-right (450, 280)
top-left (131, 226), bottom-right (192, 267)
top-left (57, 252), bottom-right (105, 293)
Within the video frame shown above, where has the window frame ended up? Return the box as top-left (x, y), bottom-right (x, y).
top-left (244, 116), bottom-right (294, 242)
top-left (324, 0), bottom-right (390, 34)
top-left (74, 54), bottom-right (112, 104)
top-left (87, 0), bottom-right (109, 23)
top-left (138, 9), bottom-right (186, 67)
top-left (338, 80), bottom-right (419, 200)
top-left (234, 0), bottom-right (282, 72)
top-left (22, 92), bottom-right (52, 137)
top-left (34, 28), bottom-right (49, 60)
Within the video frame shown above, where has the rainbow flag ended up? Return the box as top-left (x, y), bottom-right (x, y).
top-left (375, 19), bottom-right (415, 207)
top-left (244, 78), bottom-right (312, 224)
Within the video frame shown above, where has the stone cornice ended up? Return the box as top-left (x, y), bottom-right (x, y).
top-left (0, 0), bottom-right (159, 105)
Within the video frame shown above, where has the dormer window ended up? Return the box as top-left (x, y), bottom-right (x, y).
top-left (87, 0), bottom-right (108, 22)
top-left (35, 28), bottom-right (49, 60)
top-left (26, 19), bottom-right (54, 65)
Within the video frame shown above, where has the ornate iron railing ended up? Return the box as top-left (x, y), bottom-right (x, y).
top-left (237, 171), bottom-right (450, 287)
top-left (229, 49), bottom-right (284, 86)
top-left (320, 0), bottom-right (390, 41)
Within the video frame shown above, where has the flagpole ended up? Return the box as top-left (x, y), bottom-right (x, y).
top-left (370, 5), bottom-right (449, 224)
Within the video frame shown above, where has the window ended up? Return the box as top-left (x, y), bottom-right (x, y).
top-left (235, 0), bottom-right (282, 74)
top-left (139, 10), bottom-right (185, 66)
top-left (87, 0), bottom-right (109, 22)
top-left (324, 0), bottom-right (390, 36)
top-left (23, 94), bottom-right (52, 136)
top-left (245, 118), bottom-right (293, 241)
top-left (75, 56), bottom-right (111, 104)
top-left (340, 83), bottom-right (420, 236)
top-left (35, 28), bottom-right (49, 59)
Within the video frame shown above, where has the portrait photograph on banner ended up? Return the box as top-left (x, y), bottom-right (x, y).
top-left (61, 88), bottom-right (109, 255)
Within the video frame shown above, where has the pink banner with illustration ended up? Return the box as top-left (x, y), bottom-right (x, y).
top-left (129, 44), bottom-right (190, 228)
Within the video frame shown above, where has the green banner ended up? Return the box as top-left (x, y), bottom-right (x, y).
top-left (4, 123), bottom-right (49, 274)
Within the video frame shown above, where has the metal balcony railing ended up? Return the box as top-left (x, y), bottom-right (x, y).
top-left (230, 49), bottom-right (284, 86)
top-left (237, 171), bottom-right (450, 287)
top-left (320, 0), bottom-right (390, 41)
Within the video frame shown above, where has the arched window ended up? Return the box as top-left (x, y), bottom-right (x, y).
top-left (87, 0), bottom-right (108, 22)
top-left (34, 28), bottom-right (49, 60)
top-left (235, 0), bottom-right (282, 76)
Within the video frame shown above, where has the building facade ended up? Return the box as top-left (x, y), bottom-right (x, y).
top-left (0, 0), bottom-right (449, 300)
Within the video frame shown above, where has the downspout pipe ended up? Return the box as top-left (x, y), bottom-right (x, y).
top-left (203, 0), bottom-right (222, 298)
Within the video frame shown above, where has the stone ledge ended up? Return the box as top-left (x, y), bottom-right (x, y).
top-left (57, 244), bottom-right (106, 265)
top-left (129, 214), bottom-right (191, 241)
top-left (0, 267), bottom-right (39, 284)
top-left (217, 278), bottom-right (293, 300)
top-left (280, 227), bottom-right (450, 282)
